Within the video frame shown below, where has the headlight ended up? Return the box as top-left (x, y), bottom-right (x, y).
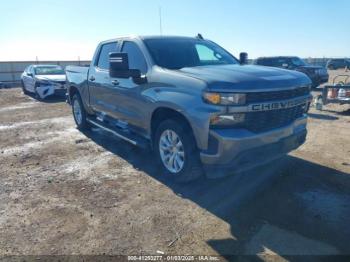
top-left (203, 92), bottom-right (246, 105)
top-left (210, 113), bottom-right (245, 128)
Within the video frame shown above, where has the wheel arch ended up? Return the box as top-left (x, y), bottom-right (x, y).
top-left (68, 85), bottom-right (79, 103)
top-left (150, 107), bottom-right (197, 148)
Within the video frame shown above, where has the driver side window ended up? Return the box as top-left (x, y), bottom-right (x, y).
top-left (121, 41), bottom-right (147, 74)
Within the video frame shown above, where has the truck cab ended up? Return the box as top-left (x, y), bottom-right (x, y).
top-left (66, 36), bottom-right (312, 182)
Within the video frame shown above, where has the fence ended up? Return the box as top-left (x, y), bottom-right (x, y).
top-left (0, 58), bottom-right (347, 87)
top-left (0, 60), bottom-right (90, 87)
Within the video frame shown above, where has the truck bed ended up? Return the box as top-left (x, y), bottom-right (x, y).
top-left (65, 65), bottom-right (89, 88)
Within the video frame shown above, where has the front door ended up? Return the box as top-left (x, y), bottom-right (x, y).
top-left (112, 41), bottom-right (149, 133)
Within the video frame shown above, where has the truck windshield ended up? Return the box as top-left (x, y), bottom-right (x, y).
top-left (144, 38), bottom-right (239, 69)
top-left (34, 66), bottom-right (65, 75)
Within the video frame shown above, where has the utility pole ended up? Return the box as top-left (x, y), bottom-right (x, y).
top-left (159, 6), bottom-right (163, 35)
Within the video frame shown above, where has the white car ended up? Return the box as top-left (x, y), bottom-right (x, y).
top-left (21, 65), bottom-right (67, 99)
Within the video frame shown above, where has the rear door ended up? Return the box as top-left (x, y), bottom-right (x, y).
top-left (88, 41), bottom-right (119, 116)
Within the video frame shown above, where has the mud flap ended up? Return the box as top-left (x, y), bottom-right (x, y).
top-left (36, 85), bottom-right (55, 99)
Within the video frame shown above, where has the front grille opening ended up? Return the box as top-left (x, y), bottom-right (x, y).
top-left (216, 104), bottom-right (305, 133)
top-left (244, 104), bottom-right (305, 133)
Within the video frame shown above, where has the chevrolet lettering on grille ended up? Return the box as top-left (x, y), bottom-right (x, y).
top-left (250, 97), bottom-right (309, 112)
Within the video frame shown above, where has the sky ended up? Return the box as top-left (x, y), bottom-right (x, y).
top-left (0, 0), bottom-right (349, 61)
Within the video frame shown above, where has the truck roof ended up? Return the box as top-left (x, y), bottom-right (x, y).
top-left (140, 35), bottom-right (199, 40)
top-left (101, 35), bottom-right (202, 44)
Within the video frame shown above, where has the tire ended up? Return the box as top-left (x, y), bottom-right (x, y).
top-left (154, 119), bottom-right (203, 183)
top-left (21, 81), bottom-right (29, 95)
top-left (71, 94), bottom-right (91, 130)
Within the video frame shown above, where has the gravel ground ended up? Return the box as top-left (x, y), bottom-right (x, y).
top-left (0, 70), bottom-right (349, 261)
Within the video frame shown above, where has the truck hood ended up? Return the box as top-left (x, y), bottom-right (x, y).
top-left (178, 64), bottom-right (311, 91)
top-left (35, 74), bottom-right (66, 82)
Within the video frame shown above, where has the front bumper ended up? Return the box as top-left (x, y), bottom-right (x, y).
top-left (201, 115), bottom-right (308, 178)
top-left (36, 84), bottom-right (66, 99)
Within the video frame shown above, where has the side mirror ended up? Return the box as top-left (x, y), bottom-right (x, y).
top-left (27, 72), bottom-right (33, 77)
top-left (239, 52), bottom-right (248, 65)
top-left (109, 52), bottom-right (141, 79)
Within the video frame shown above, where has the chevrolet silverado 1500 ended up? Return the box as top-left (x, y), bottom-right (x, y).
top-left (66, 36), bottom-right (312, 182)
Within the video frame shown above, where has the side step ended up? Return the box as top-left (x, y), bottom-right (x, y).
top-left (86, 118), bottom-right (149, 149)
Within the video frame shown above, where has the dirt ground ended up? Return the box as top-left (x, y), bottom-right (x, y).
top-left (0, 70), bottom-right (350, 261)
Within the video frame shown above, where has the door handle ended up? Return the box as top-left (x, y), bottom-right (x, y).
top-left (89, 76), bottom-right (95, 81)
top-left (111, 80), bottom-right (119, 86)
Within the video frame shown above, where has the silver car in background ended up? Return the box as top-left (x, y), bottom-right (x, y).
top-left (21, 65), bottom-right (67, 99)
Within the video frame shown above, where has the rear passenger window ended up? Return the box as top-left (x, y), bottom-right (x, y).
top-left (121, 41), bottom-right (147, 74)
top-left (97, 42), bottom-right (118, 70)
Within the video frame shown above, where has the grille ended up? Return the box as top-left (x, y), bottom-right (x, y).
top-left (246, 86), bottom-right (310, 103)
top-left (243, 104), bottom-right (305, 133)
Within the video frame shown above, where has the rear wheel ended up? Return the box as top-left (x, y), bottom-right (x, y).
top-left (71, 94), bottom-right (90, 130)
top-left (154, 119), bottom-right (203, 183)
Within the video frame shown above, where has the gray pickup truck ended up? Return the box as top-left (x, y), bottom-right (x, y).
top-left (66, 35), bottom-right (312, 182)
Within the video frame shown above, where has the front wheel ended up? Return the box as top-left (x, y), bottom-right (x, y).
top-left (71, 94), bottom-right (90, 130)
top-left (154, 119), bottom-right (203, 183)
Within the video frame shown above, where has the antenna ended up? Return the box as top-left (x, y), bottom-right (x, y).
top-left (197, 33), bottom-right (204, 40)
top-left (159, 6), bottom-right (163, 35)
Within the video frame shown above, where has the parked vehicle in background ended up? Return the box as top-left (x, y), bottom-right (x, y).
top-left (315, 75), bottom-right (350, 110)
top-left (66, 36), bottom-right (312, 183)
top-left (256, 56), bottom-right (329, 88)
top-left (21, 65), bottom-right (67, 99)
top-left (326, 58), bottom-right (350, 70)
